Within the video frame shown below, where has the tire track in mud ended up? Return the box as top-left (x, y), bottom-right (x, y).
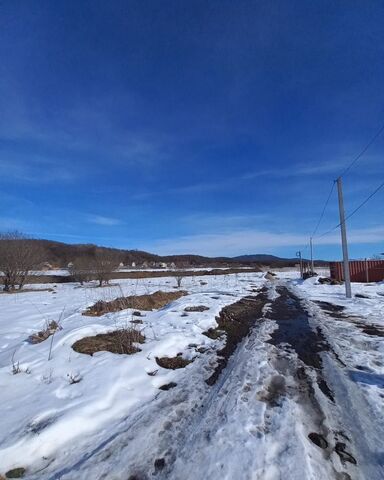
top-left (39, 285), bottom-right (366, 479)
top-left (35, 288), bottom-right (270, 480)
top-left (308, 298), bottom-right (384, 480)
top-left (265, 286), bottom-right (358, 478)
top-left (158, 284), bottom-right (361, 480)
top-left (265, 286), bottom-right (335, 401)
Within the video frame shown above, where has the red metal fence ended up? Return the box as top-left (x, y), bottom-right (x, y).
top-left (330, 260), bottom-right (384, 283)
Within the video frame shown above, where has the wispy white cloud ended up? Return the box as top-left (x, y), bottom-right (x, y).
top-left (132, 154), bottom-right (383, 200)
top-left (87, 214), bottom-right (123, 226)
top-left (182, 213), bottom-right (270, 231)
top-left (142, 226), bottom-right (384, 257)
top-left (242, 159), bottom-right (352, 180)
top-left (0, 157), bottom-right (77, 184)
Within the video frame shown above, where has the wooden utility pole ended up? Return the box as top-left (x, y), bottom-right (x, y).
top-left (336, 177), bottom-right (352, 298)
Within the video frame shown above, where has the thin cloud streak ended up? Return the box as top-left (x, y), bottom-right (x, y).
top-left (143, 226), bottom-right (384, 257)
top-left (87, 215), bottom-right (123, 226)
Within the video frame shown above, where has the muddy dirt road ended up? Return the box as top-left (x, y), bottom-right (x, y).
top-left (44, 282), bottom-right (383, 480)
top-left (159, 285), bottom-right (364, 480)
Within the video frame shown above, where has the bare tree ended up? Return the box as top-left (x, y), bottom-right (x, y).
top-left (0, 231), bottom-right (44, 291)
top-left (174, 273), bottom-right (184, 288)
top-left (68, 257), bottom-right (94, 285)
top-left (91, 249), bottom-right (120, 287)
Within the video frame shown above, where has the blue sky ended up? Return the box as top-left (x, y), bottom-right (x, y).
top-left (1, 0), bottom-right (383, 259)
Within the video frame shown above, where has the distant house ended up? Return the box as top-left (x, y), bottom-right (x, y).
top-left (41, 262), bottom-right (53, 271)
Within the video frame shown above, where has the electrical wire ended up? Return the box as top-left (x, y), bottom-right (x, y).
top-left (311, 180), bottom-right (336, 238)
top-left (316, 179), bottom-right (384, 238)
top-left (338, 122), bottom-right (384, 178)
top-left (309, 121), bottom-right (384, 244)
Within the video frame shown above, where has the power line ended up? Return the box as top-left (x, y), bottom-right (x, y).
top-left (338, 122), bottom-right (384, 178)
top-left (309, 121), bottom-right (384, 244)
top-left (316, 178), bottom-right (384, 238)
top-left (311, 180), bottom-right (336, 237)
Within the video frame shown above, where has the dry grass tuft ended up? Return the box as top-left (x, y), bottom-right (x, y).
top-left (83, 290), bottom-right (187, 316)
top-left (28, 320), bottom-right (61, 344)
top-left (72, 328), bottom-right (145, 356)
top-left (156, 355), bottom-right (192, 370)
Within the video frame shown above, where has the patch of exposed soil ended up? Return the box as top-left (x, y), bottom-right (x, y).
top-left (203, 328), bottom-right (224, 340)
top-left (267, 288), bottom-right (330, 370)
top-left (357, 323), bottom-right (384, 337)
top-left (258, 375), bottom-right (286, 406)
top-left (205, 288), bottom-right (268, 386)
top-left (5, 468), bottom-right (26, 478)
top-left (308, 432), bottom-right (328, 449)
top-left (72, 329), bottom-right (145, 355)
top-left (184, 305), bottom-right (209, 312)
top-left (83, 290), bottom-right (187, 316)
top-left (267, 287), bottom-right (334, 401)
top-left (154, 458), bottom-right (166, 471)
top-left (315, 300), bottom-right (384, 337)
top-left (156, 356), bottom-right (192, 370)
top-left (315, 301), bottom-right (346, 319)
top-left (335, 442), bottom-right (357, 464)
top-left (159, 382), bottom-right (177, 391)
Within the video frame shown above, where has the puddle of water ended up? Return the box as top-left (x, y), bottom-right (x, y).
top-left (267, 287), bottom-right (329, 370)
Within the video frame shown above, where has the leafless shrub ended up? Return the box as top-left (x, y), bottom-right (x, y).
top-left (12, 361), bottom-right (22, 375)
top-left (174, 274), bottom-right (184, 288)
top-left (91, 249), bottom-right (121, 287)
top-left (11, 350), bottom-right (31, 375)
top-left (0, 231), bottom-right (44, 291)
top-left (113, 326), bottom-right (145, 354)
top-left (68, 257), bottom-right (94, 285)
top-left (47, 308), bottom-right (65, 361)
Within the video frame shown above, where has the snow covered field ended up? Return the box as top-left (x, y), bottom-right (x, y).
top-left (0, 271), bottom-right (383, 479)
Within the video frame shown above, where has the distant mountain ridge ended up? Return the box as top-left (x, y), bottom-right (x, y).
top-left (234, 254), bottom-right (300, 262)
top-left (234, 254), bottom-right (328, 266)
top-left (29, 239), bottom-right (327, 268)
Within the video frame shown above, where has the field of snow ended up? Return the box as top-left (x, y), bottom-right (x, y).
top-left (0, 272), bottom-right (265, 477)
top-left (0, 270), bottom-right (383, 479)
